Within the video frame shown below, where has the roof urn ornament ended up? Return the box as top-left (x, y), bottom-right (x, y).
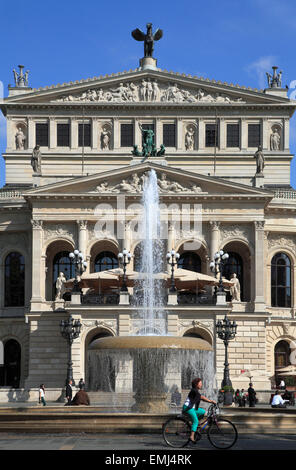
top-left (266, 66), bottom-right (282, 88)
top-left (13, 65), bottom-right (30, 87)
top-left (131, 23), bottom-right (163, 58)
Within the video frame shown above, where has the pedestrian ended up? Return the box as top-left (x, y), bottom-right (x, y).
top-left (248, 383), bottom-right (256, 407)
top-left (65, 379), bottom-right (73, 406)
top-left (78, 378), bottom-right (85, 390)
top-left (71, 388), bottom-right (90, 406)
top-left (240, 389), bottom-right (246, 407)
top-left (271, 390), bottom-right (288, 408)
top-left (279, 379), bottom-right (285, 390)
top-left (234, 389), bottom-right (240, 406)
top-left (39, 384), bottom-right (46, 406)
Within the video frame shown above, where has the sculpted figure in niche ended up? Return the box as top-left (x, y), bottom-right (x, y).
top-left (152, 80), bottom-right (161, 101)
top-left (146, 78), bottom-right (153, 101)
top-left (254, 145), bottom-right (265, 174)
top-left (55, 272), bottom-right (67, 300)
top-left (230, 273), bottom-right (241, 302)
top-left (15, 127), bottom-right (26, 150)
top-left (31, 145), bottom-right (42, 173)
top-left (270, 128), bottom-right (281, 151)
top-left (140, 79), bottom-right (147, 101)
top-left (101, 126), bottom-right (111, 150)
top-left (185, 126), bottom-right (195, 151)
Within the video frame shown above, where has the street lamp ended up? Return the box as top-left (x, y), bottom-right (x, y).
top-left (118, 249), bottom-right (132, 292)
top-left (60, 314), bottom-right (82, 386)
top-left (69, 249), bottom-right (87, 293)
top-left (166, 249), bottom-right (180, 292)
top-left (216, 314), bottom-right (237, 388)
top-left (210, 250), bottom-right (229, 293)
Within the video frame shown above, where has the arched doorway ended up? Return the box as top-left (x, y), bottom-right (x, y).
top-left (221, 241), bottom-right (251, 302)
top-left (178, 252), bottom-right (201, 272)
top-left (86, 331), bottom-right (115, 392)
top-left (0, 339), bottom-right (21, 387)
top-left (52, 251), bottom-right (74, 300)
top-left (274, 340), bottom-right (292, 386)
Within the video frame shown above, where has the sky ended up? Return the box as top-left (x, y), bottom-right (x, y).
top-left (1, 0), bottom-right (296, 188)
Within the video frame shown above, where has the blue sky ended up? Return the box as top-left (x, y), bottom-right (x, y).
top-left (1, 0), bottom-right (296, 188)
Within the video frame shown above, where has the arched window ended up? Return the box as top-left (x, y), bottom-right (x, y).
top-left (53, 251), bottom-right (74, 299)
top-left (94, 251), bottom-right (118, 272)
top-left (178, 252), bottom-right (201, 272)
top-left (275, 340), bottom-right (290, 369)
top-left (222, 252), bottom-right (244, 301)
top-left (0, 339), bottom-right (21, 387)
top-left (5, 252), bottom-right (25, 307)
top-left (271, 253), bottom-right (291, 307)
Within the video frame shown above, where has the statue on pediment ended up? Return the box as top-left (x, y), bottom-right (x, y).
top-left (158, 173), bottom-right (187, 193)
top-left (131, 23), bottom-right (163, 58)
top-left (254, 145), bottom-right (265, 174)
top-left (31, 145), bottom-right (42, 173)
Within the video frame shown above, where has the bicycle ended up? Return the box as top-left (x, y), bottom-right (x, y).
top-left (162, 403), bottom-right (238, 449)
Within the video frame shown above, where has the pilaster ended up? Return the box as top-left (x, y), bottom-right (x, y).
top-left (49, 118), bottom-right (56, 149)
top-left (254, 220), bottom-right (266, 311)
top-left (30, 219), bottom-right (44, 309)
top-left (27, 117), bottom-right (35, 150)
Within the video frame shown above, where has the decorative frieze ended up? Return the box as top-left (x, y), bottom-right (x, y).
top-left (267, 233), bottom-right (296, 254)
top-left (220, 223), bottom-right (251, 243)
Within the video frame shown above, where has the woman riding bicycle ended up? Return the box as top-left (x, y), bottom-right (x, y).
top-left (183, 377), bottom-right (216, 444)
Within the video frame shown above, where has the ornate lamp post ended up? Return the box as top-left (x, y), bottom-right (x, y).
top-left (166, 249), bottom-right (180, 292)
top-left (210, 250), bottom-right (229, 293)
top-left (69, 249), bottom-right (87, 293)
top-left (60, 314), bottom-right (82, 386)
top-left (118, 249), bottom-right (132, 292)
top-left (216, 314), bottom-right (237, 388)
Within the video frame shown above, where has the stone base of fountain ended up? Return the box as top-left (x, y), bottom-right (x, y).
top-left (131, 392), bottom-right (169, 413)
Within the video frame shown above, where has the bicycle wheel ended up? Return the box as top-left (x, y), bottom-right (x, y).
top-left (162, 417), bottom-right (191, 448)
top-left (207, 418), bottom-right (238, 449)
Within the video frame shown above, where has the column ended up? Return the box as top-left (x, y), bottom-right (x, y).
top-left (254, 220), bottom-right (266, 311)
top-left (167, 222), bottom-right (175, 252)
top-left (92, 118), bottom-right (98, 150)
top-left (156, 118), bottom-right (162, 149)
top-left (134, 118), bottom-right (141, 148)
top-left (49, 118), bottom-right (56, 149)
top-left (284, 118), bottom-right (290, 151)
top-left (220, 118), bottom-right (226, 151)
top-left (262, 118), bottom-right (268, 150)
top-left (31, 219), bottom-right (44, 309)
top-left (27, 117), bottom-right (35, 150)
top-left (113, 118), bottom-right (119, 149)
top-left (241, 118), bottom-right (247, 150)
top-left (209, 221), bottom-right (220, 262)
top-left (71, 118), bottom-right (78, 150)
top-left (177, 118), bottom-right (183, 150)
top-left (198, 118), bottom-right (204, 150)
top-left (77, 220), bottom-right (88, 256)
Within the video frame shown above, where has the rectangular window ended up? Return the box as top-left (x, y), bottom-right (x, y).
top-left (248, 124), bottom-right (261, 147)
top-left (227, 124), bottom-right (240, 147)
top-left (78, 123), bottom-right (91, 147)
top-left (57, 123), bottom-right (70, 147)
top-left (163, 124), bottom-right (176, 147)
top-left (36, 123), bottom-right (49, 147)
top-left (120, 123), bottom-right (134, 147)
top-left (205, 123), bottom-right (218, 147)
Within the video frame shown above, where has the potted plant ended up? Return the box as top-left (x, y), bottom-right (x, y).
top-left (220, 386), bottom-right (234, 406)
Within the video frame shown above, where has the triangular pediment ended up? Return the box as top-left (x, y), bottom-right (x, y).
top-left (24, 162), bottom-right (274, 199)
top-left (3, 69), bottom-right (291, 105)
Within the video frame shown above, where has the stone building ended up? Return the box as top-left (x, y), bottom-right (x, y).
top-left (0, 51), bottom-right (296, 402)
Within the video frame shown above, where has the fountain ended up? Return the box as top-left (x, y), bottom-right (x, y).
top-left (88, 170), bottom-right (216, 412)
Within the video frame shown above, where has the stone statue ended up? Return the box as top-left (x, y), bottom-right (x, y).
top-left (139, 123), bottom-right (155, 156)
top-left (31, 145), bottom-right (42, 173)
top-left (15, 127), bottom-right (26, 150)
top-left (131, 23), bottom-right (163, 57)
top-left (152, 80), bottom-right (161, 101)
top-left (101, 126), bottom-right (111, 150)
top-left (158, 173), bottom-right (187, 193)
top-left (270, 128), bottom-right (281, 151)
top-left (185, 126), bottom-right (195, 151)
top-left (55, 272), bottom-right (66, 300)
top-left (254, 145), bottom-right (265, 174)
top-left (230, 273), bottom-right (241, 302)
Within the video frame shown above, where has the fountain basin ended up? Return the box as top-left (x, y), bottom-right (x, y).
top-left (89, 335), bottom-right (212, 351)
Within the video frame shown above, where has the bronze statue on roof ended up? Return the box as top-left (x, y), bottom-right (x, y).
top-left (131, 23), bottom-right (163, 57)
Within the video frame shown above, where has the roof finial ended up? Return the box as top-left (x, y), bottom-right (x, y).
top-left (12, 65), bottom-right (30, 87)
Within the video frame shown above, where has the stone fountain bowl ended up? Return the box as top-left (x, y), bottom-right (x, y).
top-left (89, 335), bottom-right (212, 350)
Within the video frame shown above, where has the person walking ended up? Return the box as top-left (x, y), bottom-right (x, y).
top-left (39, 384), bottom-right (46, 406)
top-left (65, 379), bottom-right (73, 406)
top-left (78, 378), bottom-right (85, 390)
top-left (248, 383), bottom-right (256, 407)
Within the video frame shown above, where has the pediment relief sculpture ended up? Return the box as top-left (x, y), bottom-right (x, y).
top-left (54, 80), bottom-right (245, 104)
top-left (93, 172), bottom-right (205, 194)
